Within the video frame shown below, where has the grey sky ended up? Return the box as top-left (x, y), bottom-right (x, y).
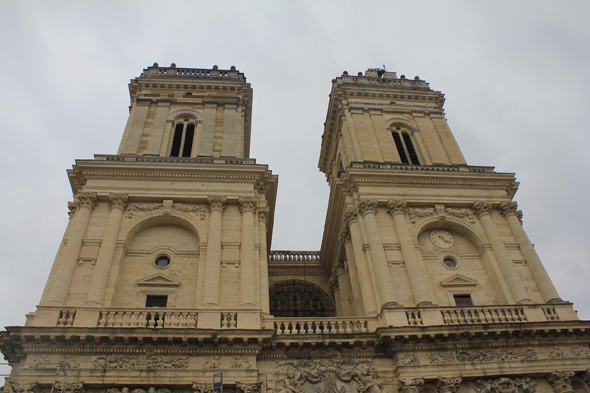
top-left (0, 0), bottom-right (588, 341)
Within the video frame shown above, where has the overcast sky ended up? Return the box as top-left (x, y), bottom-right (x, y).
top-left (0, 0), bottom-right (589, 341)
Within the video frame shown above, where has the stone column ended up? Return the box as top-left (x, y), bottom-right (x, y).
top-left (473, 201), bottom-right (531, 304)
top-left (340, 228), bottom-right (366, 316)
top-left (387, 199), bottom-right (436, 306)
top-left (203, 196), bottom-right (226, 306)
top-left (258, 207), bottom-right (270, 314)
top-left (85, 193), bottom-right (128, 306)
top-left (329, 273), bottom-right (342, 316)
top-left (334, 262), bottom-right (354, 316)
top-left (500, 201), bottom-right (561, 303)
top-left (46, 192), bottom-right (97, 305)
top-left (344, 209), bottom-right (377, 316)
top-left (239, 197), bottom-right (257, 307)
top-left (357, 199), bottom-right (399, 309)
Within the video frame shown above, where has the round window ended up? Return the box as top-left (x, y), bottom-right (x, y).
top-left (155, 256), bottom-right (170, 268)
top-left (443, 258), bottom-right (457, 269)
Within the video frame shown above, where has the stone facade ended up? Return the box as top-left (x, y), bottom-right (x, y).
top-left (1, 65), bottom-right (589, 393)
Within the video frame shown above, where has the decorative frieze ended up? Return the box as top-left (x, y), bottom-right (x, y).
top-left (126, 202), bottom-right (207, 219)
top-left (236, 382), bottom-right (263, 393)
top-left (469, 378), bottom-right (536, 393)
top-left (93, 354), bottom-right (189, 369)
top-left (276, 359), bottom-right (383, 393)
top-left (55, 382), bottom-right (85, 393)
top-left (231, 356), bottom-right (252, 369)
top-left (406, 207), bottom-right (435, 222)
top-left (202, 356), bottom-right (221, 369)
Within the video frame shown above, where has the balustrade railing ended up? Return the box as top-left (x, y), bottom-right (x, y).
top-left (98, 310), bottom-right (198, 328)
top-left (441, 306), bottom-right (527, 325)
top-left (274, 318), bottom-right (370, 335)
top-left (269, 251), bottom-right (320, 261)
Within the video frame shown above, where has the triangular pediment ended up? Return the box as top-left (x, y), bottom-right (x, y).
top-left (441, 274), bottom-right (478, 287)
top-left (137, 274), bottom-right (180, 287)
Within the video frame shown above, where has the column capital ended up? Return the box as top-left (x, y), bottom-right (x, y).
top-left (258, 206), bottom-right (270, 222)
top-left (339, 226), bottom-right (351, 243)
top-left (67, 201), bottom-right (78, 218)
top-left (548, 371), bottom-right (575, 393)
top-left (109, 193), bottom-right (129, 210)
top-left (329, 274), bottom-right (339, 291)
top-left (472, 201), bottom-right (492, 217)
top-left (387, 198), bottom-right (407, 215)
top-left (207, 195), bottom-right (227, 212)
top-left (499, 201), bottom-right (518, 217)
top-left (436, 378), bottom-right (462, 393)
top-left (239, 197), bottom-right (258, 213)
top-left (75, 192), bottom-right (97, 209)
top-left (343, 208), bottom-right (359, 227)
top-left (357, 199), bottom-right (378, 216)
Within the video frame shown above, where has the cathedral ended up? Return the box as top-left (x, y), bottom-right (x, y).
top-left (1, 64), bottom-right (589, 393)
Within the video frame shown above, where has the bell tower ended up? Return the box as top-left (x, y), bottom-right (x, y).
top-left (319, 69), bottom-right (563, 321)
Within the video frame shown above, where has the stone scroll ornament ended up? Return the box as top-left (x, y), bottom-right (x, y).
top-left (276, 359), bottom-right (383, 393)
top-left (468, 377), bottom-right (536, 393)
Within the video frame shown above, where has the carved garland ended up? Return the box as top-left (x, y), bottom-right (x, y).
top-left (126, 202), bottom-right (208, 219)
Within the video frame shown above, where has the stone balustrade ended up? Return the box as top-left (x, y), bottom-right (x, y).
top-left (269, 250), bottom-right (320, 261)
top-left (97, 154), bottom-right (257, 165)
top-left (274, 318), bottom-right (372, 335)
top-left (98, 309), bottom-right (198, 328)
top-left (349, 161), bottom-right (494, 173)
top-left (440, 306), bottom-right (527, 325)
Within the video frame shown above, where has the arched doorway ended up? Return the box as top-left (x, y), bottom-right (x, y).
top-left (269, 280), bottom-right (335, 317)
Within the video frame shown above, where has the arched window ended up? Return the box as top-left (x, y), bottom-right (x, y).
top-left (170, 121), bottom-right (195, 157)
top-left (392, 128), bottom-right (420, 165)
top-left (269, 280), bottom-right (335, 317)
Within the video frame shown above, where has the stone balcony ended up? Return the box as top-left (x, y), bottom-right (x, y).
top-left (27, 303), bottom-right (577, 332)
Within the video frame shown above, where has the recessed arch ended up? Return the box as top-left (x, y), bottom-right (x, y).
top-left (411, 214), bottom-right (488, 249)
top-left (269, 280), bottom-right (335, 317)
top-left (169, 108), bottom-right (203, 122)
top-left (385, 117), bottom-right (417, 132)
top-left (119, 209), bottom-right (207, 244)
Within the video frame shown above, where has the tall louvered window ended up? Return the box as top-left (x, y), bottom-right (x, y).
top-left (392, 129), bottom-right (420, 165)
top-left (170, 122), bottom-right (195, 157)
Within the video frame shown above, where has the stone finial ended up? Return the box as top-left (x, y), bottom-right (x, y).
top-left (357, 199), bottom-right (378, 216)
top-left (387, 199), bottom-right (407, 215)
top-left (472, 201), bottom-right (492, 217)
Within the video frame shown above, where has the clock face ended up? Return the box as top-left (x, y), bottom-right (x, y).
top-left (430, 229), bottom-right (454, 248)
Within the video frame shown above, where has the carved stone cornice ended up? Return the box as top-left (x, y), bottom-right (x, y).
top-left (436, 378), bottom-right (462, 393)
top-left (76, 192), bottom-right (97, 209)
top-left (357, 199), bottom-right (378, 216)
top-left (207, 196), bottom-right (227, 212)
top-left (239, 197), bottom-right (258, 213)
top-left (344, 208), bottom-right (359, 227)
top-left (500, 201), bottom-right (518, 217)
top-left (472, 201), bottom-right (492, 217)
top-left (109, 193), bottom-right (129, 210)
top-left (258, 207), bottom-right (270, 223)
top-left (547, 371), bottom-right (575, 393)
top-left (387, 199), bottom-right (407, 215)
